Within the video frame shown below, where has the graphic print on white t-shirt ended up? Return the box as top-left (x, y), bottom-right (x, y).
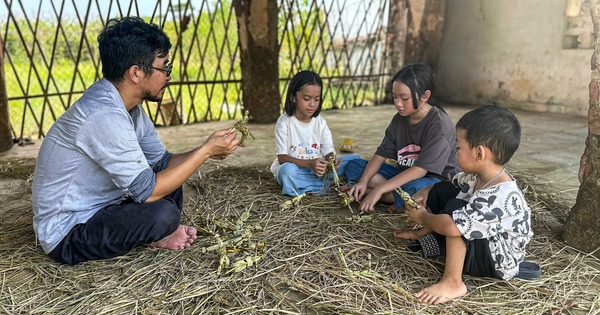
top-left (291, 142), bottom-right (320, 159)
top-left (396, 144), bottom-right (421, 167)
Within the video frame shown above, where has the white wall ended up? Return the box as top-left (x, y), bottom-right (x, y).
top-left (437, 0), bottom-right (591, 116)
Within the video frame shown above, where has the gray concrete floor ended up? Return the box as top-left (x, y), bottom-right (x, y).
top-left (0, 103), bottom-right (587, 206)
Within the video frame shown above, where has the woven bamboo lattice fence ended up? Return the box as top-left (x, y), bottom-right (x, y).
top-left (0, 0), bottom-right (390, 142)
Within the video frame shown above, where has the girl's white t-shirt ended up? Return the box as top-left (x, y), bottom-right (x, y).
top-left (270, 114), bottom-right (334, 176)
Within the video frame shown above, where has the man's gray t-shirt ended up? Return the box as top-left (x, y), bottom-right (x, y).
top-left (375, 106), bottom-right (460, 180)
top-left (32, 78), bottom-right (169, 253)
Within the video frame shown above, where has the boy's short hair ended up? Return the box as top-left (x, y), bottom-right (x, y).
top-left (456, 105), bottom-right (521, 165)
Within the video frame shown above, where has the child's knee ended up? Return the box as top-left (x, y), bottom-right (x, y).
top-left (341, 153), bottom-right (361, 162)
top-left (276, 163), bottom-right (300, 182)
top-left (344, 159), bottom-right (367, 181)
top-left (346, 159), bottom-right (363, 169)
top-left (428, 181), bottom-right (462, 214)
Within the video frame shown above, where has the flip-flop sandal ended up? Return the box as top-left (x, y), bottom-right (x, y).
top-left (339, 138), bottom-right (354, 153)
top-left (419, 234), bottom-right (443, 258)
top-left (514, 261), bottom-right (542, 279)
top-left (406, 234), bottom-right (444, 258)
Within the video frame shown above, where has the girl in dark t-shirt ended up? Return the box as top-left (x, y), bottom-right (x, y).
top-left (345, 63), bottom-right (461, 213)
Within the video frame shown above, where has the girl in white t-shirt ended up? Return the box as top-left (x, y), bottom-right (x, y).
top-left (270, 70), bottom-right (360, 196)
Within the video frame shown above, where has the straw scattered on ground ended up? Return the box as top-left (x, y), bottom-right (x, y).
top-left (0, 162), bottom-right (599, 315)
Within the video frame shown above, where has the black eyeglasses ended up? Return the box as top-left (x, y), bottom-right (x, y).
top-left (139, 62), bottom-right (173, 76)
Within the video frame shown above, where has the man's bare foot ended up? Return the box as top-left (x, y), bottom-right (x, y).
top-left (393, 228), bottom-right (429, 239)
top-left (388, 204), bottom-right (401, 213)
top-left (339, 184), bottom-right (351, 192)
top-left (149, 225), bottom-right (197, 250)
top-left (415, 279), bottom-right (467, 304)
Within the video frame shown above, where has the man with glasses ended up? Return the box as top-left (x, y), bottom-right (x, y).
top-left (32, 17), bottom-right (241, 265)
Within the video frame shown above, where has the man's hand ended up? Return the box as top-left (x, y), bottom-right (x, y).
top-left (204, 129), bottom-right (241, 160)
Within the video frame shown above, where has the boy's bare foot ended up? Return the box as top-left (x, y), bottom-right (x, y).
top-left (415, 279), bottom-right (467, 304)
top-left (393, 228), bottom-right (429, 239)
top-left (149, 225), bottom-right (197, 250)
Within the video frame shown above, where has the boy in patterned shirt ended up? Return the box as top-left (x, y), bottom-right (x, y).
top-left (395, 105), bottom-right (533, 304)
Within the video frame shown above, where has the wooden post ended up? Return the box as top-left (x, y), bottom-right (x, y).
top-left (0, 36), bottom-right (13, 152)
top-left (563, 0), bottom-right (600, 258)
top-left (383, 0), bottom-right (445, 104)
top-left (404, 0), bottom-right (446, 71)
top-left (233, 0), bottom-right (280, 124)
top-left (383, 0), bottom-right (408, 104)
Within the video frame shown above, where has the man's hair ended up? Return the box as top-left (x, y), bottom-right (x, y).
top-left (98, 16), bottom-right (171, 82)
top-left (284, 70), bottom-right (324, 117)
top-left (456, 105), bottom-right (521, 165)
